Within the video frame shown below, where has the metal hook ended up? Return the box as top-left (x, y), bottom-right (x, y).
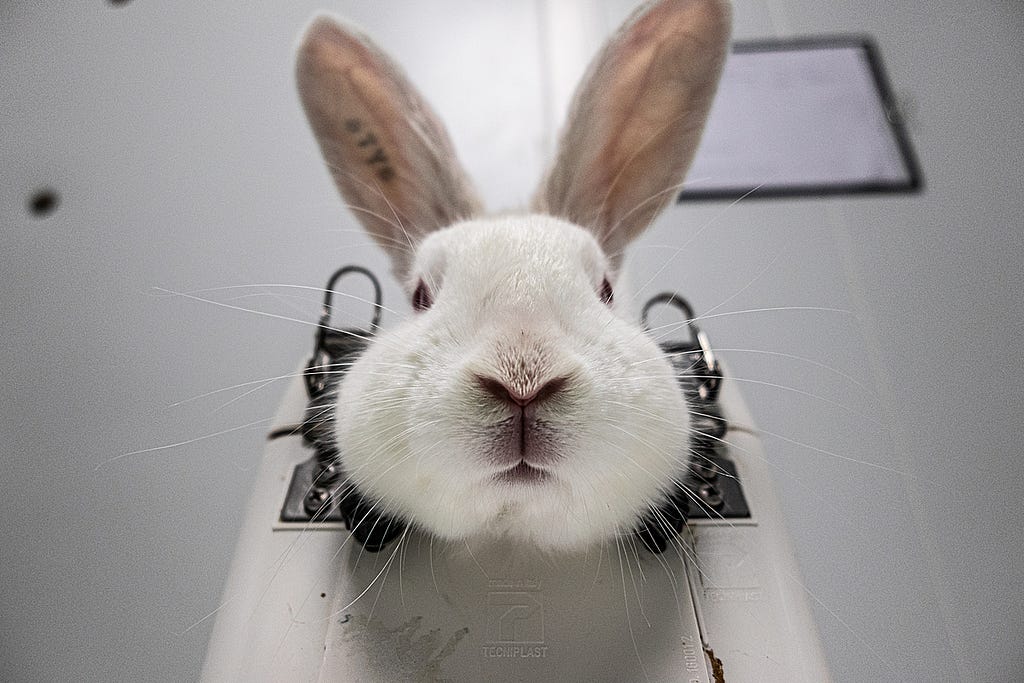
top-left (315, 265), bottom-right (383, 353)
top-left (641, 291), bottom-right (696, 331)
top-left (643, 292), bottom-right (722, 402)
top-left (305, 265), bottom-right (383, 399)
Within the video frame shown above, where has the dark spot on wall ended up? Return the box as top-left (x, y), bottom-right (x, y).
top-left (28, 189), bottom-right (59, 217)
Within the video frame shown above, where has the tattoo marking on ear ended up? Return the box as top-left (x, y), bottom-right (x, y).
top-left (344, 118), bottom-right (396, 183)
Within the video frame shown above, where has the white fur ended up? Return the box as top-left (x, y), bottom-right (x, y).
top-left (334, 217), bottom-right (689, 549)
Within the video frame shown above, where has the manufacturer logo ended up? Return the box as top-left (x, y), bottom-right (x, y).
top-left (482, 585), bottom-right (548, 658)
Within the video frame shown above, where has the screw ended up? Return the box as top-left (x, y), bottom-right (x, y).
top-left (303, 487), bottom-right (333, 517)
top-left (698, 482), bottom-right (724, 510)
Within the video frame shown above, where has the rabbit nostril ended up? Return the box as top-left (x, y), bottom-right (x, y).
top-left (476, 375), bottom-right (568, 407)
top-left (477, 376), bottom-right (524, 405)
top-left (533, 376), bottom-right (567, 403)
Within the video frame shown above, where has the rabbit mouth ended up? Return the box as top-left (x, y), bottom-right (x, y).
top-left (483, 414), bottom-right (563, 470)
top-left (494, 461), bottom-right (550, 484)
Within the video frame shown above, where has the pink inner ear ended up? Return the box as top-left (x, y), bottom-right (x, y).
top-left (297, 15), bottom-right (483, 280)
top-left (531, 0), bottom-right (731, 255)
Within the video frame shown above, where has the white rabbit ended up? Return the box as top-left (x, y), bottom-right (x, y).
top-left (296, 0), bottom-right (731, 551)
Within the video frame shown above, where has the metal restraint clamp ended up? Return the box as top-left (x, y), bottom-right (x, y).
top-left (633, 293), bottom-right (744, 553)
top-left (278, 270), bottom-right (747, 554)
top-left (278, 265), bottom-right (405, 552)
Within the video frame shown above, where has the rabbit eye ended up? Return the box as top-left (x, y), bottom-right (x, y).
top-left (412, 279), bottom-right (433, 311)
top-left (600, 277), bottom-right (614, 305)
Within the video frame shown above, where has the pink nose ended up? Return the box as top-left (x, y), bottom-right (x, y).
top-left (475, 374), bottom-right (568, 408)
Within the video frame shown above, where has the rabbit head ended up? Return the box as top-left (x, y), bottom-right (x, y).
top-left (296, 0), bottom-right (731, 550)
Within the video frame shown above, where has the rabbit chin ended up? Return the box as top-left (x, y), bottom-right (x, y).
top-left (339, 429), bottom-right (689, 550)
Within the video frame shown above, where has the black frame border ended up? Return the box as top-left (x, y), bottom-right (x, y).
top-left (677, 35), bottom-right (923, 202)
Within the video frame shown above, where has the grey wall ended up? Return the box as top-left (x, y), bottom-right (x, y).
top-left (2, 1), bottom-right (1021, 681)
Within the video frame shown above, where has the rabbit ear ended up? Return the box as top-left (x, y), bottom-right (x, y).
top-left (533, 0), bottom-right (730, 262)
top-left (297, 16), bottom-right (482, 278)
